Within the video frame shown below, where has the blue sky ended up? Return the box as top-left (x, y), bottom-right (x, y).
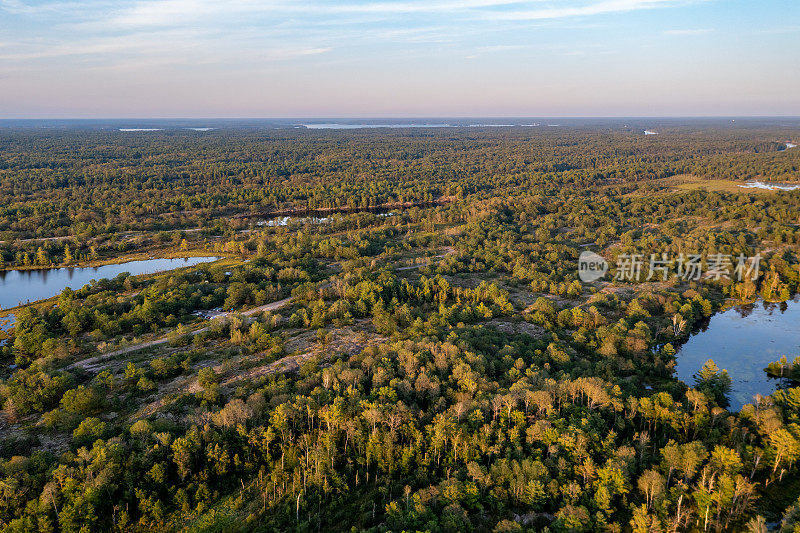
top-left (1, 0), bottom-right (798, 117)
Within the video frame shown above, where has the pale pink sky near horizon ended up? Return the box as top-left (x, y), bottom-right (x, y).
top-left (1, 0), bottom-right (798, 118)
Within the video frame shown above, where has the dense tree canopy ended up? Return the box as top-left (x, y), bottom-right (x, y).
top-left (1, 122), bottom-right (800, 532)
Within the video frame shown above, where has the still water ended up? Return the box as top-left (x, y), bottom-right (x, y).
top-left (0, 257), bottom-right (219, 312)
top-left (675, 297), bottom-right (800, 410)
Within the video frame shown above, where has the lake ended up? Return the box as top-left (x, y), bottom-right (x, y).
top-left (256, 215), bottom-right (329, 227)
top-left (0, 257), bottom-right (219, 320)
top-left (299, 122), bottom-right (537, 129)
top-left (302, 123), bottom-right (453, 129)
top-left (255, 211), bottom-right (397, 227)
top-left (675, 296), bottom-right (800, 410)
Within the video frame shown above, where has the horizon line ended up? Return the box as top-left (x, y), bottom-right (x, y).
top-left (2, 115), bottom-right (800, 121)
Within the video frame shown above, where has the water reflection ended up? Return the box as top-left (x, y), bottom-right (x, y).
top-left (675, 295), bottom-right (800, 410)
top-left (0, 257), bottom-right (219, 311)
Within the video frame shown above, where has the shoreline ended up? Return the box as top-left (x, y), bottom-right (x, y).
top-left (0, 250), bottom-right (228, 273)
top-left (0, 255), bottom-right (236, 316)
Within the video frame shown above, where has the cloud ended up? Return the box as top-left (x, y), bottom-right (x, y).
top-left (8, 0), bottom-right (704, 36)
top-left (662, 28), bottom-right (712, 36)
top-left (106, 0), bottom-right (236, 27)
top-left (3, 0), bottom-right (692, 67)
top-left (0, 0), bottom-right (112, 15)
top-left (262, 47), bottom-right (332, 60)
top-left (485, 0), bottom-right (685, 21)
top-left (322, 0), bottom-right (528, 15)
top-left (376, 26), bottom-right (453, 43)
top-left (100, 0), bottom-right (535, 28)
top-left (9, 0), bottom-right (773, 118)
top-left (755, 25), bottom-right (800, 35)
top-left (99, 0), bottom-right (691, 29)
top-left (477, 44), bottom-right (530, 52)
top-left (0, 32), bottom-right (331, 65)
top-left (0, 29), bottom-right (205, 61)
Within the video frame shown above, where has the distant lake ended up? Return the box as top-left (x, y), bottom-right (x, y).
top-left (257, 216), bottom-right (329, 227)
top-left (299, 123), bottom-right (537, 129)
top-left (0, 257), bottom-right (219, 332)
top-left (255, 211), bottom-right (397, 227)
top-left (675, 297), bottom-right (800, 410)
top-left (302, 123), bottom-right (454, 129)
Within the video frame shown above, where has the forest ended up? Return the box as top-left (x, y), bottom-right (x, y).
top-left (0, 121), bottom-right (800, 532)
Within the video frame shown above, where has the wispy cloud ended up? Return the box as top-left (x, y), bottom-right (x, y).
top-left (320, 0), bottom-right (527, 15)
top-left (477, 44), bottom-right (530, 52)
top-left (376, 26), bottom-right (454, 43)
top-left (755, 25), bottom-right (800, 35)
top-left (0, 33), bottom-right (331, 64)
top-left (82, 0), bottom-right (696, 31)
top-left (0, 30), bottom-right (203, 61)
top-left (5, 0), bottom-right (795, 118)
top-left (101, 0), bottom-right (532, 28)
top-left (2, 0), bottom-right (705, 70)
top-left (663, 28), bottom-right (712, 36)
top-left (486, 0), bottom-right (684, 21)
top-left (105, 0), bottom-right (237, 27)
top-left (0, 0), bottom-right (113, 15)
top-left (262, 47), bottom-right (332, 60)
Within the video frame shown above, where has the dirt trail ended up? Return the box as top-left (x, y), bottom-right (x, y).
top-left (68, 294), bottom-right (298, 372)
top-left (396, 246), bottom-right (456, 271)
top-left (221, 323), bottom-right (384, 389)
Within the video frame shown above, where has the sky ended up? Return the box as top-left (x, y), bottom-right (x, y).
top-left (0, 0), bottom-right (798, 118)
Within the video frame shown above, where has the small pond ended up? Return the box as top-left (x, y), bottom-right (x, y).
top-left (675, 296), bottom-right (800, 410)
top-left (0, 257), bottom-right (219, 333)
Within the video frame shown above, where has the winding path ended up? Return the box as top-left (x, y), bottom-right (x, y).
top-left (68, 294), bottom-right (297, 371)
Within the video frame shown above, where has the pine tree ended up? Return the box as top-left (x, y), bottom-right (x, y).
top-left (693, 359), bottom-right (732, 408)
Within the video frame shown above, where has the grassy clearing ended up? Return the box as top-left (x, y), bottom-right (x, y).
top-left (652, 174), bottom-right (777, 193)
